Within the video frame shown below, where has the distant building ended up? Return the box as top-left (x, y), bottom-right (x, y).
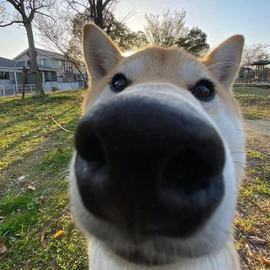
top-left (13, 48), bottom-right (86, 84)
top-left (0, 56), bottom-right (59, 86)
top-left (0, 48), bottom-right (86, 95)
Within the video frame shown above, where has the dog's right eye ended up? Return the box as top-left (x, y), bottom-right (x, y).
top-left (192, 79), bottom-right (216, 102)
top-left (110, 73), bottom-right (129, 92)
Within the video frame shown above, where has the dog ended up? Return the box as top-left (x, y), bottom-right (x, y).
top-left (69, 23), bottom-right (246, 270)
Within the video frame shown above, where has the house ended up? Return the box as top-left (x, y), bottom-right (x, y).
top-left (0, 48), bottom-right (86, 96)
top-left (0, 57), bottom-right (26, 86)
top-left (14, 48), bottom-right (86, 84)
top-left (0, 56), bottom-right (58, 85)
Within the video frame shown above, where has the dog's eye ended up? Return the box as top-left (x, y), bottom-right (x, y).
top-left (192, 80), bottom-right (215, 101)
top-left (110, 73), bottom-right (129, 92)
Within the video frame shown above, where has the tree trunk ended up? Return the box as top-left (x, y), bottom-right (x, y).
top-left (245, 69), bottom-right (251, 87)
top-left (25, 22), bottom-right (44, 96)
top-left (96, 0), bottom-right (104, 28)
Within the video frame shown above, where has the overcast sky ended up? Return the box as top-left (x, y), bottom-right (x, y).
top-left (1, 0), bottom-right (270, 59)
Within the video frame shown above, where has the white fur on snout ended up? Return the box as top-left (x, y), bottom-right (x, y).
top-left (203, 97), bottom-right (246, 181)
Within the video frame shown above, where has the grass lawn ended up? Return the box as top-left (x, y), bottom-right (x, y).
top-left (234, 86), bottom-right (270, 120)
top-left (0, 87), bottom-right (269, 269)
top-left (0, 91), bottom-right (88, 269)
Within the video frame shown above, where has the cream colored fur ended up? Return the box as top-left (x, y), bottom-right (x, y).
top-left (89, 239), bottom-right (240, 270)
top-left (69, 23), bottom-right (245, 270)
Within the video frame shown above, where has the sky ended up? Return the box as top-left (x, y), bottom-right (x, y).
top-left (0, 0), bottom-right (270, 59)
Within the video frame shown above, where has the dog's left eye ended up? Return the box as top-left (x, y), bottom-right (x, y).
top-left (192, 80), bottom-right (215, 102)
top-left (110, 73), bottom-right (129, 92)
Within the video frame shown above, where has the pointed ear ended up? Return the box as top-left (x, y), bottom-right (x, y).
top-left (83, 23), bottom-right (123, 80)
top-left (202, 35), bottom-right (244, 88)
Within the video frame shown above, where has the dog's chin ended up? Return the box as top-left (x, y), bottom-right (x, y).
top-left (114, 248), bottom-right (169, 266)
top-left (92, 230), bottom-right (220, 267)
top-left (85, 219), bottom-right (227, 267)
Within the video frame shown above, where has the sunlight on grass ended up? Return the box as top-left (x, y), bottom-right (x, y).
top-left (0, 88), bottom-right (269, 269)
top-left (0, 90), bottom-right (87, 269)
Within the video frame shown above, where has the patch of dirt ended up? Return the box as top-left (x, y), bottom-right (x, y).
top-left (245, 119), bottom-right (270, 136)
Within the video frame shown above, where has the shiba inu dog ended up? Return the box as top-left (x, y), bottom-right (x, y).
top-left (69, 23), bottom-right (245, 270)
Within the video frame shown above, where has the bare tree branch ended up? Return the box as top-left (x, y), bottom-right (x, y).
top-left (102, 0), bottom-right (112, 9)
top-left (0, 19), bottom-right (23, 26)
top-left (35, 10), bottom-right (56, 22)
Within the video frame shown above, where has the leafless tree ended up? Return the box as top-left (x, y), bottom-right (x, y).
top-left (0, 0), bottom-right (55, 96)
top-left (242, 43), bottom-right (270, 67)
top-left (242, 43), bottom-right (270, 85)
top-left (35, 0), bottom-right (118, 88)
top-left (145, 9), bottom-right (188, 47)
top-left (36, 11), bottom-right (87, 86)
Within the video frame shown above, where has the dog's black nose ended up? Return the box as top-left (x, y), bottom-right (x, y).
top-left (74, 97), bottom-right (225, 237)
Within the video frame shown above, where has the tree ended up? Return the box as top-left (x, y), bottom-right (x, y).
top-left (71, 9), bottom-right (148, 51)
top-left (176, 27), bottom-right (209, 56)
top-left (36, 11), bottom-right (87, 86)
top-left (144, 9), bottom-right (209, 56)
top-left (66, 0), bottom-right (118, 30)
top-left (242, 43), bottom-right (270, 67)
top-left (145, 10), bottom-right (188, 47)
top-left (0, 1), bottom-right (54, 96)
top-left (37, 0), bottom-right (148, 81)
top-left (241, 43), bottom-right (270, 85)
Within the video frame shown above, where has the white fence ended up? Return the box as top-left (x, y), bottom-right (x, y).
top-left (0, 82), bottom-right (82, 97)
top-left (43, 82), bottom-right (81, 91)
top-left (0, 84), bottom-right (35, 96)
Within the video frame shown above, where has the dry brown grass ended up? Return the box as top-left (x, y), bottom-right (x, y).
top-left (233, 87), bottom-right (270, 269)
top-left (235, 124), bottom-right (270, 270)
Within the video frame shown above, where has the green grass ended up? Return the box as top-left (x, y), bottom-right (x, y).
top-left (0, 91), bottom-right (87, 269)
top-left (234, 86), bottom-right (270, 120)
top-left (0, 88), bottom-right (269, 269)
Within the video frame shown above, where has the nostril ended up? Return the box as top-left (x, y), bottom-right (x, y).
top-left (160, 144), bottom-right (225, 194)
top-left (75, 123), bottom-right (106, 166)
top-left (161, 150), bottom-right (208, 194)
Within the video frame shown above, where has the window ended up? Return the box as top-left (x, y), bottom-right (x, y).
top-left (47, 72), bottom-right (52, 81)
top-left (58, 60), bottom-right (62, 67)
top-left (40, 59), bottom-right (46, 65)
top-left (0, 71), bottom-right (10, 80)
top-left (64, 61), bottom-right (73, 72)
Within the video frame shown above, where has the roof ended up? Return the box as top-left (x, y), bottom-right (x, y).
top-left (0, 57), bottom-right (57, 71)
top-left (0, 57), bottom-right (26, 69)
top-left (251, 60), bottom-right (270, 66)
top-left (14, 48), bottom-right (66, 61)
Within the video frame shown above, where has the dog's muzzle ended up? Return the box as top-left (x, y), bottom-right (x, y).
top-left (74, 93), bottom-right (225, 238)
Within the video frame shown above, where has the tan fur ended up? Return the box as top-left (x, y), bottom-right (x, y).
top-left (83, 41), bottom-right (242, 118)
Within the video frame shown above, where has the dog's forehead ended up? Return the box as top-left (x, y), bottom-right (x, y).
top-left (118, 47), bottom-right (209, 85)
